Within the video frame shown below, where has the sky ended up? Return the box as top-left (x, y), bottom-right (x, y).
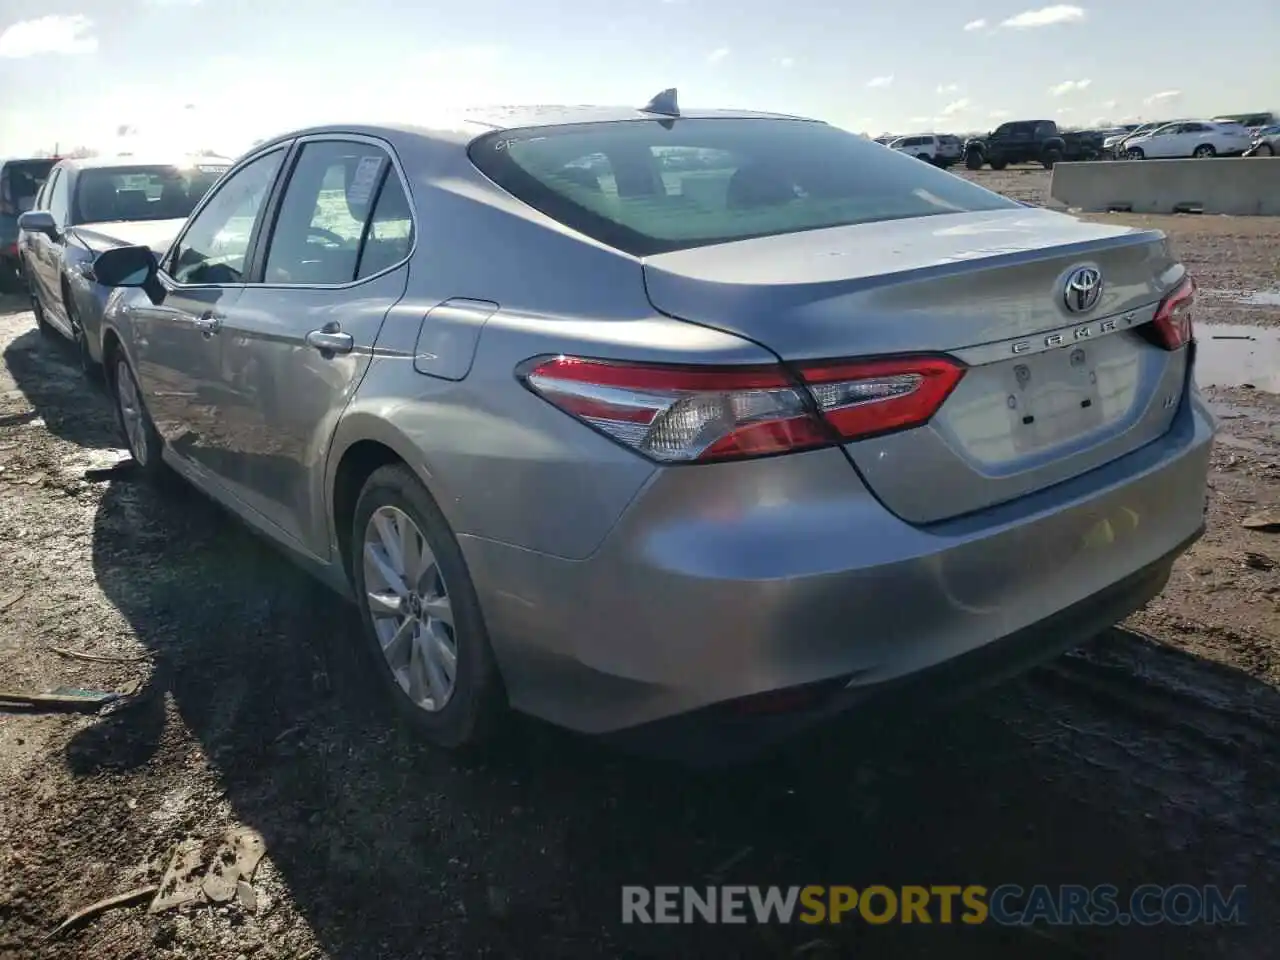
top-left (0, 0), bottom-right (1276, 157)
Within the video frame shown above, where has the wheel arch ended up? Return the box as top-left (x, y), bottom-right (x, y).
top-left (326, 414), bottom-right (463, 587)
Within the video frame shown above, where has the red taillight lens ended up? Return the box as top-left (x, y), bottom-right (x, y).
top-left (1149, 276), bottom-right (1196, 350)
top-left (797, 356), bottom-right (966, 441)
top-left (519, 353), bottom-right (966, 464)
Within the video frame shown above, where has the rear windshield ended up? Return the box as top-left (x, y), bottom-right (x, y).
top-left (71, 163), bottom-right (229, 225)
top-left (468, 119), bottom-right (1019, 257)
top-left (1, 160), bottom-right (56, 211)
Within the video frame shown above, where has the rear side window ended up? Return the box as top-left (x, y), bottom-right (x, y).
top-left (262, 140), bottom-right (413, 285)
top-left (469, 119), bottom-right (1018, 256)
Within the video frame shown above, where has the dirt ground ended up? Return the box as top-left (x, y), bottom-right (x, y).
top-left (2, 171), bottom-right (1279, 960)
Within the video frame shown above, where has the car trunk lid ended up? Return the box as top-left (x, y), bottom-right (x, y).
top-left (642, 207), bottom-right (1190, 524)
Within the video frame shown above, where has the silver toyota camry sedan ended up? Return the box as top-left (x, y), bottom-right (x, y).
top-left (89, 93), bottom-right (1214, 761)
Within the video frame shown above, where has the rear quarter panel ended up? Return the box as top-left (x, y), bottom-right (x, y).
top-left (334, 138), bottom-right (774, 561)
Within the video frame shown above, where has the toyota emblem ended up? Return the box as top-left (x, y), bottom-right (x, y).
top-left (1063, 266), bottom-right (1103, 314)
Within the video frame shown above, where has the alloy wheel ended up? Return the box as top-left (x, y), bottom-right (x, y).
top-left (362, 505), bottom-right (458, 712)
top-left (115, 360), bottom-right (149, 466)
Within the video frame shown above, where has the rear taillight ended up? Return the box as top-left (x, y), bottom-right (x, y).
top-left (519, 354), bottom-right (966, 464)
top-left (1148, 276), bottom-right (1196, 350)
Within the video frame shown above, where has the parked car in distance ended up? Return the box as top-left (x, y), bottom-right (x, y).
top-left (888, 133), bottom-right (961, 167)
top-left (88, 97), bottom-right (1214, 763)
top-left (1123, 120), bottom-right (1254, 159)
top-left (963, 120), bottom-right (1098, 170)
top-left (1102, 121), bottom-right (1173, 158)
top-left (1243, 124), bottom-right (1280, 156)
top-left (1211, 112), bottom-right (1276, 133)
top-left (0, 156), bottom-right (58, 292)
top-left (17, 154), bottom-right (231, 373)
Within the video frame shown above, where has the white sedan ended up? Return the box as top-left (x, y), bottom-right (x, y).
top-left (1124, 120), bottom-right (1254, 159)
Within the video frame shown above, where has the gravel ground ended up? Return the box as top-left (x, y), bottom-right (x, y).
top-left (2, 170), bottom-right (1279, 960)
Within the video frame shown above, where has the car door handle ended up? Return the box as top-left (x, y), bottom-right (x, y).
top-left (191, 310), bottom-right (222, 335)
top-left (305, 324), bottom-right (354, 355)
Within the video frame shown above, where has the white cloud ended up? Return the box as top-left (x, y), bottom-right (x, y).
top-left (1049, 78), bottom-right (1092, 96)
top-left (1101, 99), bottom-right (1118, 109)
top-left (963, 18), bottom-right (988, 30)
top-left (1056, 107), bottom-right (1075, 115)
top-left (1000, 5), bottom-right (1085, 28)
top-left (866, 74), bottom-right (894, 88)
top-left (778, 56), bottom-right (794, 68)
top-left (936, 83), bottom-right (960, 94)
top-left (942, 98), bottom-right (972, 116)
top-left (910, 115), bottom-right (933, 124)
top-left (0, 15), bottom-right (97, 57)
top-left (1144, 89), bottom-right (1181, 105)
top-left (989, 109), bottom-right (1011, 119)
top-left (707, 47), bottom-right (729, 65)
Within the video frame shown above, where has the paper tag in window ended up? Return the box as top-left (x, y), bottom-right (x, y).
top-left (348, 156), bottom-right (386, 207)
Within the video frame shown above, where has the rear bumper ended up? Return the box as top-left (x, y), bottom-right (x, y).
top-left (461, 389), bottom-right (1215, 739)
top-left (606, 524), bottom-right (1200, 764)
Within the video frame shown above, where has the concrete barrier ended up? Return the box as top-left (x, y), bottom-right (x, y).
top-left (1049, 157), bottom-right (1280, 216)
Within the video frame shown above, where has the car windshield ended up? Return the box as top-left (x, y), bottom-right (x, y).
top-left (469, 119), bottom-right (1019, 257)
top-left (71, 163), bottom-right (229, 225)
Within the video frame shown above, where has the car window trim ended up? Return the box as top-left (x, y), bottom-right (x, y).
top-left (244, 132), bottom-right (417, 291)
top-left (47, 168), bottom-right (70, 228)
top-left (157, 145), bottom-right (291, 291)
top-left (36, 168), bottom-right (60, 212)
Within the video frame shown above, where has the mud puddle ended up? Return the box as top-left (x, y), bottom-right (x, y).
top-left (1203, 288), bottom-right (1280, 308)
top-left (1195, 324), bottom-right (1280, 392)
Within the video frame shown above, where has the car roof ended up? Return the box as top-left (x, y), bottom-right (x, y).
top-left (0, 156), bottom-right (58, 169)
top-left (251, 104), bottom-right (821, 153)
top-left (56, 154), bottom-right (234, 171)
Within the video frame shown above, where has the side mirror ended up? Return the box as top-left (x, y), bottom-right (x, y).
top-left (17, 210), bottom-right (58, 239)
top-left (93, 245), bottom-right (165, 305)
top-left (93, 245), bottom-right (158, 288)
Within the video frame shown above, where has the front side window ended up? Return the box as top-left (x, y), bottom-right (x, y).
top-left (71, 163), bottom-right (231, 225)
top-left (46, 169), bottom-right (70, 225)
top-left (263, 140), bottom-right (409, 285)
top-left (167, 150), bottom-right (283, 285)
top-left (469, 118), bottom-right (1018, 257)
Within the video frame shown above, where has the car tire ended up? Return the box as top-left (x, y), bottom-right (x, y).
top-left (1192, 144), bottom-right (1216, 159)
top-left (109, 353), bottom-right (166, 479)
top-left (917, 153), bottom-right (934, 164)
top-left (1126, 148), bottom-right (1145, 160)
top-left (1041, 148), bottom-right (1063, 169)
top-left (989, 159), bottom-right (1008, 171)
top-left (351, 464), bottom-right (507, 752)
top-left (1255, 143), bottom-right (1274, 156)
top-left (28, 278), bottom-right (56, 339)
top-left (964, 151), bottom-right (984, 170)
top-left (0, 259), bottom-right (20, 295)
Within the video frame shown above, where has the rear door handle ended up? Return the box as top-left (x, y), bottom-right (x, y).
top-left (305, 323), bottom-right (354, 356)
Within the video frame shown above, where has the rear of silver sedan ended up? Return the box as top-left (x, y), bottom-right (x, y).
top-left (453, 115), bottom-right (1214, 760)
